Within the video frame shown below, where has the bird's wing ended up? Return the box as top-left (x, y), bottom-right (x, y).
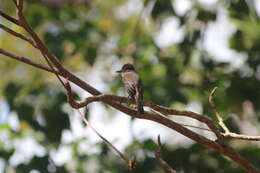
top-left (122, 72), bottom-right (139, 98)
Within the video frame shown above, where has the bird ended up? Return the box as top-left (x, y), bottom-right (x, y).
top-left (116, 63), bottom-right (144, 113)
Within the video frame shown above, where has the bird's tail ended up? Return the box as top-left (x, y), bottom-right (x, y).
top-left (136, 90), bottom-right (144, 114)
top-left (137, 104), bottom-right (144, 114)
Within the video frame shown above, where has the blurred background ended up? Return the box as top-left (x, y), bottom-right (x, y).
top-left (0, 0), bottom-right (260, 172)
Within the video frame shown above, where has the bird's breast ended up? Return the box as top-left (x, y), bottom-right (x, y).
top-left (122, 71), bottom-right (139, 85)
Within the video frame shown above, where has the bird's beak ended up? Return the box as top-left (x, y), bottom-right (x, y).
top-left (116, 70), bottom-right (122, 73)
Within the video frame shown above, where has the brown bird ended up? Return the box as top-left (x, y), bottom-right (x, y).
top-left (117, 64), bottom-right (144, 113)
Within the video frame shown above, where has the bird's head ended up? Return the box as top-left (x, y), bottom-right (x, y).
top-left (116, 63), bottom-right (136, 73)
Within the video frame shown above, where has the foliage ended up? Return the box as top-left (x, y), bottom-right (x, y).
top-left (0, 0), bottom-right (260, 172)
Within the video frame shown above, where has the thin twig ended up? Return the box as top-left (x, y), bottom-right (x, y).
top-left (0, 24), bottom-right (37, 48)
top-left (155, 135), bottom-right (177, 173)
top-left (0, 48), bottom-right (57, 73)
top-left (0, 10), bottom-right (20, 25)
top-left (151, 109), bottom-right (212, 132)
top-left (222, 132), bottom-right (260, 141)
top-left (75, 109), bottom-right (136, 170)
top-left (176, 123), bottom-right (212, 132)
top-left (209, 87), bottom-right (230, 133)
top-left (76, 109), bottom-right (134, 168)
